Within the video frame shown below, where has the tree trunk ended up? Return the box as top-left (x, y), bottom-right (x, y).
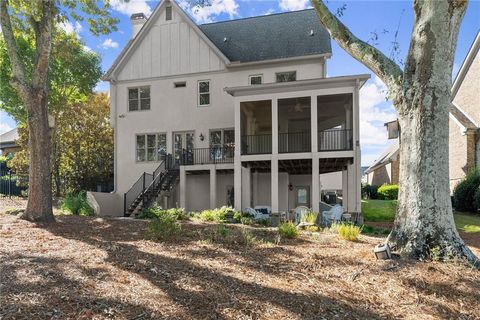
top-left (22, 89), bottom-right (55, 222)
top-left (388, 0), bottom-right (478, 267)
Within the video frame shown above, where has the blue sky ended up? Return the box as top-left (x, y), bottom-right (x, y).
top-left (1, 0), bottom-right (479, 166)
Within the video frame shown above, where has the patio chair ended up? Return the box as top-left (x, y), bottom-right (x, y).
top-left (322, 204), bottom-right (343, 226)
top-left (244, 207), bottom-right (269, 221)
top-left (294, 206), bottom-right (310, 225)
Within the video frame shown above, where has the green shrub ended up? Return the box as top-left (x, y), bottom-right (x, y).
top-left (300, 211), bottom-right (318, 224)
top-left (146, 212), bottom-right (182, 241)
top-left (257, 218), bottom-right (270, 226)
top-left (305, 225), bottom-right (319, 232)
top-left (453, 168), bottom-right (480, 212)
top-left (362, 184), bottom-right (379, 199)
top-left (331, 222), bottom-right (362, 241)
top-left (61, 191), bottom-right (94, 216)
top-left (278, 221), bottom-right (298, 239)
top-left (377, 184), bottom-right (399, 200)
top-left (241, 228), bottom-right (257, 247)
top-left (240, 216), bottom-right (254, 225)
top-left (138, 205), bottom-right (186, 220)
top-left (197, 206), bottom-right (240, 223)
top-left (474, 187), bottom-right (480, 212)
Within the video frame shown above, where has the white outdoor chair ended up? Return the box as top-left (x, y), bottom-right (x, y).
top-left (322, 204), bottom-right (343, 226)
top-left (294, 206), bottom-right (310, 225)
top-left (244, 207), bottom-right (269, 221)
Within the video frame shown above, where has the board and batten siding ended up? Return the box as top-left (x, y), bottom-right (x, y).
top-left (117, 6), bottom-right (225, 81)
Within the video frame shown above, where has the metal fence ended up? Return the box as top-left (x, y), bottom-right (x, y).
top-left (0, 170), bottom-right (28, 197)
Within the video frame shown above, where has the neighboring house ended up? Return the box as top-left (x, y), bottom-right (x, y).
top-left (365, 32), bottom-right (480, 192)
top-left (90, 1), bottom-right (369, 217)
top-left (365, 140), bottom-right (399, 186)
top-left (0, 128), bottom-right (20, 156)
top-left (449, 32), bottom-right (480, 191)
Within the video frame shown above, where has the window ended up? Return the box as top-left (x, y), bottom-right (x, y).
top-left (128, 86), bottom-right (150, 111)
top-left (276, 71), bottom-right (296, 83)
top-left (174, 81), bottom-right (186, 88)
top-left (210, 129), bottom-right (234, 160)
top-left (165, 6), bottom-right (172, 21)
top-left (136, 133), bottom-right (166, 162)
top-left (198, 80), bottom-right (210, 106)
top-left (249, 74), bottom-right (263, 85)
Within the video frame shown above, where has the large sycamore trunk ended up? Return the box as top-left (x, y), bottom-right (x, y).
top-left (388, 0), bottom-right (477, 266)
top-left (22, 90), bottom-right (55, 222)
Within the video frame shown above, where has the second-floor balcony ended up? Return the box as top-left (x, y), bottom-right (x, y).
top-left (181, 146), bottom-right (234, 165)
top-left (241, 129), bottom-right (353, 155)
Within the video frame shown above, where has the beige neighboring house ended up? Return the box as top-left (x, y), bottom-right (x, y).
top-left (365, 32), bottom-right (480, 191)
top-left (89, 1), bottom-right (369, 217)
top-left (365, 140), bottom-right (399, 186)
top-left (449, 32), bottom-right (480, 191)
top-left (0, 128), bottom-right (20, 156)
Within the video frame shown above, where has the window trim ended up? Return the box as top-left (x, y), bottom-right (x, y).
top-left (135, 132), bottom-right (167, 163)
top-left (248, 74), bottom-right (263, 85)
top-left (128, 86), bottom-right (151, 112)
top-left (275, 71), bottom-right (297, 83)
top-left (198, 80), bottom-right (211, 107)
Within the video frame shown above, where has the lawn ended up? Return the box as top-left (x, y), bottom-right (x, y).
top-left (1, 213), bottom-right (479, 319)
top-left (361, 199), bottom-right (397, 222)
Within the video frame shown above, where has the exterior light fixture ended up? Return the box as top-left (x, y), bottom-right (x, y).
top-left (288, 183), bottom-right (293, 191)
top-left (199, 133), bottom-right (204, 141)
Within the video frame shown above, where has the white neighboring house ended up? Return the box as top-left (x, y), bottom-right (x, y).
top-left (89, 1), bottom-right (369, 217)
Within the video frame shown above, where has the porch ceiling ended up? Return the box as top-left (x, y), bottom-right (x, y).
top-left (243, 157), bottom-right (353, 175)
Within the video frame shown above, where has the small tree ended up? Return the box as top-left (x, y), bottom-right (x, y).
top-left (0, 0), bottom-right (117, 222)
top-left (312, 0), bottom-right (478, 266)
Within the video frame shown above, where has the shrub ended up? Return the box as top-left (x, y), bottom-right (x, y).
top-left (453, 168), bottom-right (480, 212)
top-left (146, 211), bottom-right (182, 241)
top-left (377, 184), bottom-right (399, 200)
top-left (362, 184), bottom-right (379, 199)
top-left (241, 228), bottom-right (257, 247)
top-left (138, 205), bottom-right (186, 220)
top-left (61, 191), bottom-right (94, 216)
top-left (197, 206), bottom-right (240, 223)
top-left (240, 216), bottom-right (254, 225)
top-left (474, 187), bottom-right (480, 212)
top-left (331, 222), bottom-right (362, 241)
top-left (300, 211), bottom-right (318, 224)
top-left (278, 221), bottom-right (298, 239)
top-left (257, 218), bottom-right (270, 227)
top-left (305, 225), bottom-right (319, 232)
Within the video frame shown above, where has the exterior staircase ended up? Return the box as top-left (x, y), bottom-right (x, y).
top-left (124, 154), bottom-right (179, 217)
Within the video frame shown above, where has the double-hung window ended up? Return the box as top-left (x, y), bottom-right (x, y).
top-left (128, 86), bottom-right (150, 111)
top-left (136, 133), bottom-right (167, 162)
top-left (198, 80), bottom-right (210, 106)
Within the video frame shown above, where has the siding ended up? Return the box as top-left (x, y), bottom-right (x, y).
top-left (449, 117), bottom-right (470, 191)
top-left (453, 52), bottom-right (480, 125)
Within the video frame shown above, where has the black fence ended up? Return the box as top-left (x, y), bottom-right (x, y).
top-left (241, 134), bottom-right (272, 155)
top-left (279, 131), bottom-right (311, 153)
top-left (181, 146), bottom-right (234, 165)
top-left (0, 170), bottom-right (28, 197)
top-left (318, 129), bottom-right (353, 151)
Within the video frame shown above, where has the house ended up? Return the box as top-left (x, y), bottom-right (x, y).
top-left (364, 139), bottom-right (399, 186)
top-left (0, 128), bottom-right (20, 156)
top-left (89, 1), bottom-right (369, 217)
top-left (449, 32), bottom-right (480, 191)
top-left (364, 32), bottom-right (479, 191)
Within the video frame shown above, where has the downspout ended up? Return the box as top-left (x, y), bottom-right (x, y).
top-left (109, 78), bottom-right (118, 193)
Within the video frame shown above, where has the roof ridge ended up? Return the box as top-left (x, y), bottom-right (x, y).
top-left (200, 8), bottom-right (315, 26)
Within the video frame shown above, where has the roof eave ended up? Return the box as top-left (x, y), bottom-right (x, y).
top-left (226, 53), bottom-right (332, 68)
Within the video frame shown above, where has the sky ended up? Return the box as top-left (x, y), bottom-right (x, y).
top-left (0, 0), bottom-right (479, 166)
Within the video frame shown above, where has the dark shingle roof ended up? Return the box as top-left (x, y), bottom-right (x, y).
top-left (198, 9), bottom-right (332, 63)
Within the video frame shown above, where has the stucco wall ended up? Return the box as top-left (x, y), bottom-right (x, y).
top-left (87, 192), bottom-right (123, 217)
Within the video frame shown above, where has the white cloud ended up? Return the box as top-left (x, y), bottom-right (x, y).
top-left (110, 0), bottom-right (152, 16)
top-left (59, 20), bottom-right (82, 35)
top-left (102, 38), bottom-right (119, 49)
top-left (0, 122), bottom-right (13, 135)
top-left (279, 0), bottom-right (311, 11)
top-left (359, 76), bottom-right (397, 147)
top-left (180, 0), bottom-right (239, 23)
top-left (83, 45), bottom-right (93, 53)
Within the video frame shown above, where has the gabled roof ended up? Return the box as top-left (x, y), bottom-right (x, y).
top-left (450, 104), bottom-right (477, 130)
top-left (0, 128), bottom-right (19, 148)
top-left (451, 31), bottom-right (480, 99)
top-left (199, 9), bottom-right (331, 63)
top-left (365, 140), bottom-right (399, 174)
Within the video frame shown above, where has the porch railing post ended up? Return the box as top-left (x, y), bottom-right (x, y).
top-left (123, 193), bottom-right (127, 217)
top-left (142, 172), bottom-right (146, 206)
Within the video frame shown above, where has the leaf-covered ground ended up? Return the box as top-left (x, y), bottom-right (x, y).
top-left (0, 205), bottom-right (479, 319)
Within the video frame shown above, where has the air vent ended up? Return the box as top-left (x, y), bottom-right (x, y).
top-left (174, 81), bottom-right (186, 88)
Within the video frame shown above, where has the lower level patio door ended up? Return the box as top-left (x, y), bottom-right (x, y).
top-left (173, 131), bottom-right (194, 162)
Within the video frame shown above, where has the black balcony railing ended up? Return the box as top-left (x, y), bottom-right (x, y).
top-left (180, 146), bottom-right (235, 165)
top-left (318, 129), bottom-right (353, 151)
top-left (279, 131), bottom-right (311, 153)
top-left (241, 134), bottom-right (272, 155)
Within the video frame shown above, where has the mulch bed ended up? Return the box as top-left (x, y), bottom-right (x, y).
top-left (0, 214), bottom-right (479, 320)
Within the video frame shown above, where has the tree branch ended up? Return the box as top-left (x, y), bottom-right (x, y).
top-left (311, 0), bottom-right (403, 92)
top-left (0, 0), bottom-right (30, 97)
top-left (32, 0), bottom-right (54, 90)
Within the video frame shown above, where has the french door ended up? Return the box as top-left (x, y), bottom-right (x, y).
top-left (210, 129), bottom-right (234, 160)
top-left (173, 131), bottom-right (195, 161)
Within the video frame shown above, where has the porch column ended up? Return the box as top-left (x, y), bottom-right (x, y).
top-left (210, 166), bottom-right (216, 209)
top-left (234, 98), bottom-right (242, 210)
top-left (311, 95), bottom-right (318, 153)
top-left (180, 166), bottom-right (186, 209)
top-left (347, 160), bottom-right (360, 213)
top-left (312, 156), bottom-right (320, 213)
top-left (342, 168), bottom-right (348, 212)
top-left (272, 98), bottom-right (278, 155)
top-left (271, 158), bottom-right (279, 212)
top-left (242, 166), bottom-right (251, 209)
top-left (353, 82), bottom-right (360, 150)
